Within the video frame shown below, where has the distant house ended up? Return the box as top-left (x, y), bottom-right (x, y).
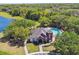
top-left (2, 8), bottom-right (11, 12)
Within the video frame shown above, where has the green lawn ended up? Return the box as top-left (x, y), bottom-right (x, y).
top-left (27, 43), bottom-right (55, 53)
top-left (0, 42), bottom-right (25, 55)
top-left (0, 33), bottom-right (4, 38)
top-left (27, 43), bottom-right (39, 53)
top-left (43, 45), bottom-right (55, 51)
top-left (0, 32), bottom-right (25, 55)
top-left (0, 50), bottom-right (10, 55)
top-left (0, 12), bottom-right (12, 18)
top-left (0, 12), bottom-right (24, 20)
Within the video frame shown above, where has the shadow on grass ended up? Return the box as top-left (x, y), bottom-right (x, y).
top-left (48, 50), bottom-right (61, 55)
top-left (0, 37), bottom-right (24, 48)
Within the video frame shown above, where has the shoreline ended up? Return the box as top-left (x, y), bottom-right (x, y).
top-left (0, 32), bottom-right (4, 38)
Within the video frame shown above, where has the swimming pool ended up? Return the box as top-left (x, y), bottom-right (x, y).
top-left (0, 16), bottom-right (12, 32)
top-left (50, 28), bottom-right (62, 36)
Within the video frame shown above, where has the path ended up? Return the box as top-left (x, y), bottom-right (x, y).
top-left (24, 36), bottom-right (56, 55)
top-left (28, 51), bottom-right (49, 55)
top-left (39, 45), bottom-right (43, 52)
top-left (41, 36), bottom-right (55, 47)
top-left (24, 40), bottom-right (28, 55)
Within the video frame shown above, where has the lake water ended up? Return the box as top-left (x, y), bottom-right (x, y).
top-left (0, 16), bottom-right (12, 32)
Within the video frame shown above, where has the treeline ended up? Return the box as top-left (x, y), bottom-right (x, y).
top-left (1, 4), bottom-right (79, 28)
top-left (0, 3), bottom-right (79, 39)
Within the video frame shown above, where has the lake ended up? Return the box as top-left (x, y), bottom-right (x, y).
top-left (0, 16), bottom-right (12, 32)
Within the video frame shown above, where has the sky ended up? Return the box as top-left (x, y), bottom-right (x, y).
top-left (0, 0), bottom-right (79, 4)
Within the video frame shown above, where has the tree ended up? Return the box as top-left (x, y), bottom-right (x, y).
top-left (26, 10), bottom-right (40, 21)
top-left (66, 16), bottom-right (79, 34)
top-left (39, 16), bottom-right (51, 27)
top-left (19, 8), bottom-right (28, 18)
top-left (53, 31), bottom-right (79, 55)
top-left (26, 20), bottom-right (40, 28)
top-left (4, 19), bottom-right (31, 42)
top-left (49, 15), bottom-right (68, 29)
top-left (10, 8), bottom-right (20, 16)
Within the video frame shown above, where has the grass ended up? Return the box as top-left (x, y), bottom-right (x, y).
top-left (0, 12), bottom-right (24, 20)
top-left (0, 50), bottom-right (10, 55)
top-left (43, 45), bottom-right (55, 51)
top-left (0, 32), bottom-right (25, 55)
top-left (0, 42), bottom-right (25, 55)
top-left (0, 32), bottom-right (4, 38)
top-left (0, 12), bottom-right (12, 18)
top-left (27, 43), bottom-right (55, 53)
top-left (27, 43), bottom-right (39, 53)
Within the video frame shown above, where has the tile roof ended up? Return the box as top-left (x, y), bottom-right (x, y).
top-left (29, 27), bottom-right (51, 39)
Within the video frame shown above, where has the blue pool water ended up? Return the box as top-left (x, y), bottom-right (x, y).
top-left (0, 16), bottom-right (12, 32)
top-left (50, 28), bottom-right (62, 36)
